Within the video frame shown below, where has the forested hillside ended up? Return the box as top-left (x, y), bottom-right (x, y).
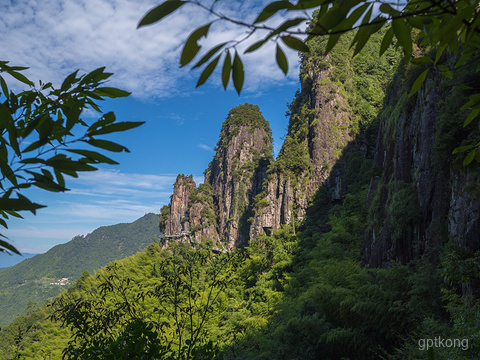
top-left (0, 213), bottom-right (159, 328)
top-left (1, 24), bottom-right (479, 359)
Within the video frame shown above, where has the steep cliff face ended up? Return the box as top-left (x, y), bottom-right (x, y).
top-left (249, 68), bottom-right (353, 238)
top-left (250, 33), bottom-right (396, 239)
top-left (363, 59), bottom-right (480, 268)
top-left (163, 104), bottom-right (273, 249)
top-left (161, 32), bottom-right (479, 276)
top-left (203, 104), bottom-right (273, 248)
top-left (165, 175), bottom-right (196, 235)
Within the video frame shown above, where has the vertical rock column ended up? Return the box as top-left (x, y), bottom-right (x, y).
top-left (166, 175), bottom-right (196, 235)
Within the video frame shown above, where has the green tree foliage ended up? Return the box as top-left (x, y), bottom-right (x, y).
top-left (0, 61), bottom-right (144, 254)
top-left (3, 11), bottom-right (480, 357)
top-left (138, 0), bottom-right (480, 162)
top-left (222, 104), bottom-right (270, 133)
top-left (48, 241), bottom-right (245, 359)
top-left (0, 213), bottom-right (159, 328)
top-left (0, 302), bottom-right (71, 359)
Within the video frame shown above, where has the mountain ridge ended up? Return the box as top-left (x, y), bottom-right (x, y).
top-left (0, 213), bottom-right (159, 327)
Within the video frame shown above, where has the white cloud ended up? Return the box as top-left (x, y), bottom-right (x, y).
top-left (1, 0), bottom-right (304, 98)
top-left (2, 168), bottom-right (188, 252)
top-left (70, 169), bottom-right (178, 192)
top-left (197, 143), bottom-right (214, 152)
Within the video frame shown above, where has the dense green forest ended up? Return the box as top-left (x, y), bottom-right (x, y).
top-left (0, 213), bottom-right (159, 328)
top-left (1, 25), bottom-right (479, 360)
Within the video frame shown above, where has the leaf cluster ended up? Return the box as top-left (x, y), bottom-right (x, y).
top-left (42, 241), bottom-right (245, 359)
top-left (0, 61), bottom-right (143, 254)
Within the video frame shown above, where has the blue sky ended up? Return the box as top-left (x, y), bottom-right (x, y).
top-left (0, 0), bottom-right (303, 256)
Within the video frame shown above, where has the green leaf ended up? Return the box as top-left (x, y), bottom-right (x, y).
top-left (94, 87), bottom-right (131, 98)
top-left (180, 24), bottom-right (211, 67)
top-left (276, 44), bottom-right (288, 75)
top-left (84, 139), bottom-right (130, 153)
top-left (281, 36), bottom-right (309, 53)
top-left (455, 53), bottom-right (471, 68)
top-left (407, 16), bottom-right (425, 30)
top-left (379, 3), bottom-right (399, 16)
top-left (325, 33), bottom-right (341, 55)
top-left (437, 65), bottom-right (452, 79)
top-left (19, 158), bottom-right (47, 165)
top-left (0, 239), bottom-right (20, 255)
top-left (463, 109), bottom-right (480, 127)
top-left (86, 98), bottom-right (102, 113)
top-left (245, 38), bottom-right (268, 53)
top-left (25, 170), bottom-right (68, 192)
top-left (269, 18), bottom-right (307, 38)
top-left (138, 0), bottom-right (186, 27)
top-left (411, 56), bottom-right (433, 65)
top-left (22, 113), bottom-right (44, 139)
top-left (4, 210), bottom-right (23, 219)
top-left (461, 94), bottom-right (480, 110)
top-left (392, 18), bottom-right (412, 60)
top-left (352, 28), bottom-right (372, 56)
top-left (0, 194), bottom-right (45, 214)
top-left (0, 76), bottom-right (8, 99)
top-left (87, 112), bottom-right (116, 135)
top-left (0, 103), bottom-right (20, 156)
top-left (409, 69), bottom-right (429, 97)
top-left (64, 105), bottom-right (83, 135)
top-left (463, 150), bottom-right (476, 167)
top-left (294, 0), bottom-right (323, 8)
top-left (452, 144), bottom-right (474, 154)
top-left (0, 157), bottom-right (18, 188)
top-left (434, 44), bottom-right (447, 64)
top-left (193, 42), bottom-right (227, 69)
top-left (44, 159), bottom-right (98, 172)
top-left (61, 70), bottom-right (79, 91)
top-left (351, 8), bottom-right (385, 57)
top-left (23, 139), bottom-right (48, 153)
top-left (54, 168), bottom-right (66, 189)
top-left (8, 70), bottom-right (34, 86)
top-left (66, 149), bottom-right (119, 165)
top-left (222, 51), bottom-right (232, 90)
top-left (196, 55), bottom-right (221, 87)
top-left (36, 116), bottom-right (55, 141)
top-left (316, 1), bottom-right (356, 31)
top-left (88, 121), bottom-right (144, 136)
top-left (379, 26), bottom-right (394, 56)
top-left (80, 67), bottom-right (112, 85)
top-left (255, 1), bottom-right (293, 23)
top-left (232, 51), bottom-right (244, 95)
top-left (342, 2), bottom-right (371, 30)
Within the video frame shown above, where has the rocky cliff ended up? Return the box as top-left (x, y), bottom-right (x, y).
top-left (165, 175), bottom-right (196, 235)
top-left (248, 57), bottom-right (353, 238)
top-left (161, 33), bottom-right (398, 249)
top-left (162, 104), bottom-right (273, 249)
top-left (250, 32), bottom-right (397, 239)
top-left (160, 32), bottom-right (479, 279)
top-left (362, 57), bottom-right (480, 271)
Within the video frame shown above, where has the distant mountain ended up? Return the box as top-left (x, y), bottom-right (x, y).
top-left (0, 252), bottom-right (39, 269)
top-left (0, 213), bottom-right (159, 327)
